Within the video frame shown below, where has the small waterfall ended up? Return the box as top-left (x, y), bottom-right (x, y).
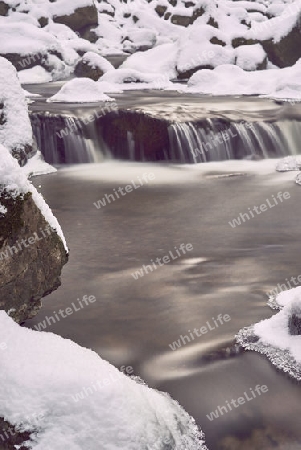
top-left (30, 113), bottom-right (111, 164)
top-left (30, 109), bottom-right (301, 164)
top-left (168, 120), bottom-right (300, 163)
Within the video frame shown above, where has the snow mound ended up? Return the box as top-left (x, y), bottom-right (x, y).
top-left (81, 51), bottom-right (114, 73)
top-left (100, 68), bottom-right (173, 89)
top-left (236, 286), bottom-right (301, 381)
top-left (47, 78), bottom-right (115, 103)
top-left (18, 66), bottom-right (53, 84)
top-left (0, 311), bottom-right (207, 450)
top-left (0, 143), bottom-right (67, 251)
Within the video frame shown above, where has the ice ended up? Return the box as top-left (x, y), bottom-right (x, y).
top-left (236, 285), bottom-right (301, 381)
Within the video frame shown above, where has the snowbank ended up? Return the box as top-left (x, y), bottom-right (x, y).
top-left (186, 60), bottom-right (301, 98)
top-left (0, 311), bottom-right (207, 450)
top-left (0, 57), bottom-right (33, 155)
top-left (47, 78), bottom-right (115, 103)
top-left (236, 286), bottom-right (301, 381)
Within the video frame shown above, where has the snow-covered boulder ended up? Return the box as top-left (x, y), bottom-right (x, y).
top-left (52, 0), bottom-right (98, 35)
top-left (74, 51), bottom-right (114, 80)
top-left (0, 311), bottom-right (207, 449)
top-left (0, 144), bottom-right (68, 323)
top-left (47, 78), bottom-right (115, 103)
top-left (0, 57), bottom-right (34, 165)
top-left (235, 43), bottom-right (267, 71)
top-left (122, 28), bottom-right (157, 53)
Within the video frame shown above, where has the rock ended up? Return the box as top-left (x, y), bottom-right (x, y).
top-left (0, 190), bottom-right (68, 324)
top-left (232, 37), bottom-right (259, 48)
top-left (261, 15), bottom-right (301, 68)
top-left (38, 16), bottom-right (49, 27)
top-left (122, 29), bottom-right (157, 53)
top-left (53, 4), bottom-right (98, 34)
top-left (79, 26), bottom-right (98, 43)
top-left (155, 4), bottom-right (167, 17)
top-left (74, 52), bottom-right (113, 80)
top-left (171, 14), bottom-right (191, 27)
top-left (288, 313), bottom-right (301, 335)
top-left (177, 64), bottom-right (214, 80)
top-left (171, 5), bottom-right (204, 26)
top-left (0, 1), bottom-right (8, 16)
top-left (210, 36), bottom-right (226, 46)
top-left (207, 16), bottom-right (218, 28)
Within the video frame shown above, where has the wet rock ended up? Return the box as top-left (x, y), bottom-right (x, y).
top-left (0, 418), bottom-right (31, 450)
top-left (0, 191), bottom-right (68, 324)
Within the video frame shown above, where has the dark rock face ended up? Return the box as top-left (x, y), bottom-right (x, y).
top-left (261, 17), bottom-right (301, 68)
top-left (53, 5), bottom-right (98, 34)
top-left (232, 37), bottom-right (259, 48)
top-left (288, 313), bottom-right (301, 335)
top-left (171, 14), bottom-right (191, 27)
top-left (80, 25), bottom-right (98, 43)
top-left (0, 191), bottom-right (68, 324)
top-left (0, 418), bottom-right (31, 449)
top-left (74, 59), bottom-right (104, 80)
top-left (177, 64), bottom-right (214, 80)
top-left (0, 1), bottom-right (8, 16)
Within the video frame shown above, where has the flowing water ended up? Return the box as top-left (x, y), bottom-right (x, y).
top-left (24, 85), bottom-right (301, 449)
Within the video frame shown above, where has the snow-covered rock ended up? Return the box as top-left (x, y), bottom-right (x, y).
top-left (47, 78), bottom-right (115, 103)
top-left (0, 310), bottom-right (207, 449)
top-left (74, 51), bottom-right (114, 80)
top-left (0, 143), bottom-right (68, 322)
top-left (0, 57), bottom-right (34, 165)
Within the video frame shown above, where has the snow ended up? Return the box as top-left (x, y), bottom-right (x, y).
top-left (235, 44), bottom-right (266, 71)
top-left (120, 42), bottom-right (178, 79)
top-left (185, 60), bottom-right (301, 98)
top-left (22, 151), bottom-right (57, 178)
top-left (0, 143), bottom-right (67, 252)
top-left (236, 286), bottom-right (301, 381)
top-left (47, 78), bottom-right (115, 103)
top-left (0, 311), bottom-right (207, 450)
top-left (0, 57), bottom-right (33, 153)
top-left (49, 0), bottom-right (95, 17)
top-left (81, 51), bottom-right (114, 73)
top-left (19, 66), bottom-right (53, 84)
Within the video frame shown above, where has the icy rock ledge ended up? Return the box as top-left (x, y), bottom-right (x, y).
top-left (276, 156), bottom-right (301, 172)
top-left (0, 311), bottom-right (207, 450)
top-left (236, 286), bottom-right (301, 381)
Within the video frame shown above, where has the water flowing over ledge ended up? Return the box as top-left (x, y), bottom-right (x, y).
top-left (29, 109), bottom-right (301, 164)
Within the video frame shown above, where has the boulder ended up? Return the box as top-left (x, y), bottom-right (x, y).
top-left (53, 4), bottom-right (98, 34)
top-left (0, 0), bottom-right (9, 16)
top-left (74, 52), bottom-right (113, 80)
top-left (0, 190), bottom-right (68, 324)
top-left (261, 16), bottom-right (301, 68)
top-left (171, 14), bottom-right (191, 27)
top-left (155, 4), bottom-right (167, 17)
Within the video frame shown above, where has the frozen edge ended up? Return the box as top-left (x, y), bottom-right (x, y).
top-left (236, 326), bottom-right (301, 382)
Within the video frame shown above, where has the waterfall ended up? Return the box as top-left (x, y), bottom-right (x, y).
top-left (30, 109), bottom-right (301, 164)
